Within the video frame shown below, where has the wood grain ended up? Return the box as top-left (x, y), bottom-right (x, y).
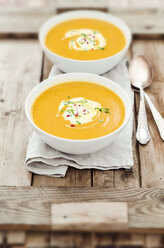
top-left (51, 202), bottom-right (128, 231)
top-left (132, 40), bottom-right (164, 187)
top-left (6, 231), bottom-right (26, 244)
top-left (50, 232), bottom-right (92, 247)
top-left (56, 0), bottom-right (109, 9)
top-left (0, 7), bottom-right (55, 37)
top-left (26, 231), bottom-right (50, 247)
top-left (144, 234), bottom-right (164, 247)
top-left (2, 231), bottom-right (164, 247)
top-left (108, 8), bottom-right (164, 37)
top-left (0, 39), bottom-right (42, 186)
top-left (0, 187), bottom-right (164, 232)
top-left (0, 7), bottom-right (164, 37)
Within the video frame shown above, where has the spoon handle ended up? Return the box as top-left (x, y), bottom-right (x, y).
top-left (144, 92), bottom-right (164, 141)
top-left (136, 88), bottom-right (150, 144)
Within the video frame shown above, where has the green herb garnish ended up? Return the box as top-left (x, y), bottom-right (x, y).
top-left (64, 101), bottom-right (74, 105)
top-left (67, 96), bottom-right (70, 98)
top-left (81, 33), bottom-right (87, 37)
top-left (76, 121), bottom-right (81, 124)
top-left (95, 107), bottom-right (111, 114)
top-left (95, 107), bottom-right (102, 112)
top-left (70, 109), bottom-right (75, 116)
top-left (60, 109), bottom-right (64, 113)
top-left (99, 47), bottom-right (104, 50)
top-left (77, 99), bottom-right (88, 103)
top-left (99, 119), bottom-right (103, 123)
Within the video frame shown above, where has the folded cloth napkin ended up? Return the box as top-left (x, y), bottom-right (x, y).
top-left (25, 60), bottom-right (134, 177)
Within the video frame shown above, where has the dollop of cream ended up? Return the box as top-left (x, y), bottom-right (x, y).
top-left (63, 29), bottom-right (106, 51)
top-left (59, 97), bottom-right (101, 125)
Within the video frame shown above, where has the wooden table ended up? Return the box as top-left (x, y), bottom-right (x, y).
top-left (1, 2), bottom-right (164, 247)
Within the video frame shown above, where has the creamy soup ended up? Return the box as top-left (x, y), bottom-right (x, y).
top-left (32, 82), bottom-right (125, 140)
top-left (45, 18), bottom-right (126, 60)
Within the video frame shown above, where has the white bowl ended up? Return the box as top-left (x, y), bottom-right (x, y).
top-left (39, 10), bottom-right (131, 74)
top-left (25, 73), bottom-right (132, 154)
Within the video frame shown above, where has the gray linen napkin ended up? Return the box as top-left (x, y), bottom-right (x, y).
top-left (25, 60), bottom-right (134, 177)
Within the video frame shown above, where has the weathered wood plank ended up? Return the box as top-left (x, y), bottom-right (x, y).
top-left (92, 170), bottom-right (114, 187)
top-left (51, 202), bottom-right (128, 231)
top-left (50, 232), bottom-right (92, 247)
top-left (1, 7), bottom-right (164, 36)
top-left (33, 167), bottom-right (92, 187)
top-left (108, 8), bottom-right (164, 36)
top-left (57, 0), bottom-right (164, 9)
top-left (108, 0), bottom-right (163, 8)
top-left (0, 7), bottom-right (55, 36)
top-left (144, 234), bottom-right (164, 247)
top-left (6, 231), bottom-right (26, 244)
top-left (132, 40), bottom-right (164, 187)
top-left (32, 55), bottom-right (92, 187)
top-left (0, 40), bottom-right (42, 186)
top-left (26, 231), bottom-right (50, 247)
top-left (0, 187), bottom-right (164, 232)
top-left (56, 0), bottom-right (109, 8)
top-left (0, 232), bottom-right (4, 244)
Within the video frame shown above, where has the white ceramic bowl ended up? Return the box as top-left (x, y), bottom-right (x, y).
top-left (25, 73), bottom-right (132, 154)
top-left (39, 10), bottom-right (131, 74)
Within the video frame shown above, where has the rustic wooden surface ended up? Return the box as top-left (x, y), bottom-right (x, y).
top-left (0, 187), bottom-right (164, 232)
top-left (51, 202), bottom-right (128, 231)
top-left (1, 0), bottom-right (164, 246)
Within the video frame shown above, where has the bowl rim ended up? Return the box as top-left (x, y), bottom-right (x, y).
top-left (25, 72), bottom-right (132, 143)
top-left (39, 10), bottom-right (132, 63)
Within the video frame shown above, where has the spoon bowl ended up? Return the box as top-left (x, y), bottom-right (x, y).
top-left (129, 55), bottom-right (152, 89)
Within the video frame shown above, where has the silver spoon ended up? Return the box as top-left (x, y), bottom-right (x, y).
top-left (129, 55), bottom-right (164, 143)
top-left (129, 55), bottom-right (151, 144)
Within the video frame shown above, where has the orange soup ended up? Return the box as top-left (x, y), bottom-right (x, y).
top-left (45, 18), bottom-right (126, 60)
top-left (32, 82), bottom-right (125, 140)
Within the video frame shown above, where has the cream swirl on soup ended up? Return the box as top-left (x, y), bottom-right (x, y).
top-left (63, 29), bottom-right (106, 51)
top-left (59, 97), bottom-right (101, 125)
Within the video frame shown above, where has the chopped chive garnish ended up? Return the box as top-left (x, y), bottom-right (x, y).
top-left (99, 47), bottom-right (104, 50)
top-left (77, 100), bottom-right (88, 103)
top-left (60, 109), bottom-right (64, 113)
top-left (64, 101), bottom-right (74, 105)
top-left (76, 121), bottom-right (81, 124)
top-left (70, 109), bottom-right (75, 115)
top-left (81, 33), bottom-right (87, 37)
top-left (95, 107), bottom-right (111, 114)
top-left (99, 119), bottom-right (103, 123)
top-left (67, 96), bottom-right (70, 98)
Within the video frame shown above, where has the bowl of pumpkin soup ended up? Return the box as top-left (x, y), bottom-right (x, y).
top-left (25, 73), bottom-right (132, 154)
top-left (39, 10), bottom-right (131, 74)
